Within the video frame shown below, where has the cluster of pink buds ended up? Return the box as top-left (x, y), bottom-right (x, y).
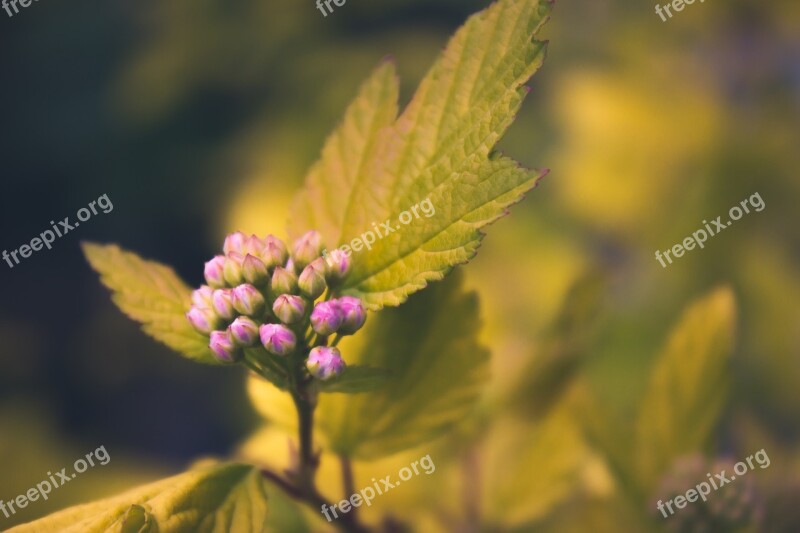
top-left (186, 230), bottom-right (365, 381)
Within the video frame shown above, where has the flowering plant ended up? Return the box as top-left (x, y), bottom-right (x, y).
top-left (13, 0), bottom-right (554, 531)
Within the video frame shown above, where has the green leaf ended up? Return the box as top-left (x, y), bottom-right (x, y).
top-left (507, 270), bottom-right (607, 418)
top-left (635, 287), bottom-right (737, 489)
top-left (315, 365), bottom-right (391, 393)
top-left (289, 60), bottom-right (399, 249)
top-left (7, 462), bottom-right (269, 533)
top-left (82, 242), bottom-right (221, 365)
top-left (289, 0), bottom-right (552, 309)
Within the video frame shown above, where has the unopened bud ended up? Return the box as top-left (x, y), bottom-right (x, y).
top-left (261, 235), bottom-right (288, 268)
top-left (243, 235), bottom-right (265, 257)
top-left (223, 252), bottom-right (245, 286)
top-left (291, 230), bottom-right (323, 269)
top-left (229, 316), bottom-right (260, 346)
top-left (223, 232), bottom-right (248, 255)
top-left (272, 294), bottom-right (306, 324)
top-left (212, 289), bottom-right (236, 320)
top-left (232, 284), bottom-right (266, 316)
top-left (186, 306), bottom-right (219, 334)
top-left (242, 254), bottom-right (269, 286)
top-left (204, 255), bottom-right (227, 288)
top-left (306, 346), bottom-right (345, 380)
top-left (336, 296), bottom-right (367, 335)
top-left (191, 285), bottom-right (214, 308)
top-left (298, 260), bottom-right (327, 299)
top-left (271, 266), bottom-right (298, 295)
top-left (324, 249), bottom-right (350, 281)
top-left (259, 323), bottom-right (297, 356)
top-left (310, 300), bottom-right (343, 336)
top-left (209, 330), bottom-right (241, 363)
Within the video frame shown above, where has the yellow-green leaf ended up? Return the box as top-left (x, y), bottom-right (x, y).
top-left (314, 365), bottom-right (391, 394)
top-left (289, 60), bottom-right (399, 249)
top-left (290, 0), bottom-right (552, 310)
top-left (82, 242), bottom-right (220, 365)
top-left (635, 287), bottom-right (737, 488)
top-left (7, 462), bottom-right (268, 533)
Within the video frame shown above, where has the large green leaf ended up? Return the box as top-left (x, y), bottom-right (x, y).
top-left (289, 0), bottom-right (552, 309)
top-left (289, 60), bottom-right (399, 249)
top-left (8, 462), bottom-right (269, 533)
top-left (314, 365), bottom-right (391, 394)
top-left (248, 270), bottom-right (490, 459)
top-left (82, 242), bottom-right (220, 365)
top-left (635, 287), bottom-right (737, 488)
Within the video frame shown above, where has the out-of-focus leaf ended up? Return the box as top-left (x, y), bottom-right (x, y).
top-left (635, 287), bottom-right (737, 488)
top-left (507, 270), bottom-right (607, 418)
top-left (483, 408), bottom-right (591, 527)
top-left (247, 271), bottom-right (489, 459)
top-left (8, 462), bottom-right (268, 533)
top-left (315, 365), bottom-right (391, 394)
top-left (290, 0), bottom-right (552, 310)
top-left (82, 242), bottom-right (220, 365)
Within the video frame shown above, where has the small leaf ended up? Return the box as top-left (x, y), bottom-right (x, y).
top-left (244, 347), bottom-right (289, 390)
top-left (82, 242), bottom-right (220, 365)
top-left (290, 0), bottom-right (553, 310)
top-left (7, 462), bottom-right (269, 533)
top-left (315, 365), bottom-right (391, 394)
top-left (635, 287), bottom-right (737, 488)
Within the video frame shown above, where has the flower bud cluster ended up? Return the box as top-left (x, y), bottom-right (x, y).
top-left (187, 231), bottom-right (365, 381)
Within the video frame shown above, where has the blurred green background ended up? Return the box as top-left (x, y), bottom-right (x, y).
top-left (0, 0), bottom-right (798, 530)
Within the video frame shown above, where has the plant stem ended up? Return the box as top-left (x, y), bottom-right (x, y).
top-left (340, 455), bottom-right (358, 520)
top-left (254, 343), bottom-right (371, 531)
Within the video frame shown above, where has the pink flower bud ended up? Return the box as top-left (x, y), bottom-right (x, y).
top-left (204, 255), bottom-right (227, 288)
top-left (298, 259), bottom-right (327, 300)
top-left (186, 306), bottom-right (219, 334)
top-left (242, 254), bottom-right (269, 286)
top-left (209, 330), bottom-right (241, 363)
top-left (310, 300), bottom-right (344, 336)
top-left (191, 285), bottom-right (214, 308)
top-left (232, 284), bottom-right (266, 316)
top-left (243, 234), bottom-right (266, 257)
top-left (229, 316), bottom-right (260, 346)
top-left (223, 232), bottom-right (248, 255)
top-left (291, 230), bottom-right (323, 269)
top-left (323, 249), bottom-right (350, 281)
top-left (271, 266), bottom-right (298, 295)
top-left (336, 296), bottom-right (367, 335)
top-left (211, 289), bottom-right (236, 320)
top-left (259, 323), bottom-right (297, 356)
top-left (272, 294), bottom-right (306, 324)
top-left (223, 252), bottom-right (245, 286)
top-left (261, 235), bottom-right (288, 269)
top-left (306, 346), bottom-right (345, 380)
